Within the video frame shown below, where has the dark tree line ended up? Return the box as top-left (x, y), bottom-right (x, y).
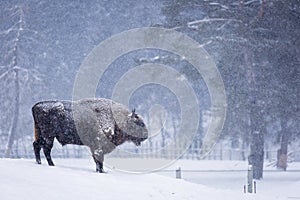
top-left (162, 0), bottom-right (300, 179)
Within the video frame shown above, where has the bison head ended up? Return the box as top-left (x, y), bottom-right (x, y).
top-left (126, 109), bottom-right (148, 146)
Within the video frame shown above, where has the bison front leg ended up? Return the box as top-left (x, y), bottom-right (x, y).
top-left (43, 137), bottom-right (55, 166)
top-left (91, 148), bottom-right (104, 173)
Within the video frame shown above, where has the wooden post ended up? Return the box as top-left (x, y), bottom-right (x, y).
top-left (247, 165), bottom-right (253, 193)
top-left (176, 167), bottom-right (181, 179)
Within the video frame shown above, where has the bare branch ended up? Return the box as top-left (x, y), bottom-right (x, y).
top-left (0, 70), bottom-right (10, 80)
top-left (216, 20), bottom-right (232, 31)
top-left (12, 66), bottom-right (27, 72)
top-left (0, 66), bottom-right (8, 70)
top-left (187, 17), bottom-right (242, 29)
top-left (244, 0), bottom-right (260, 6)
top-left (188, 18), bottom-right (228, 26)
top-left (0, 28), bottom-right (15, 36)
top-left (209, 2), bottom-right (229, 10)
top-left (198, 40), bottom-right (212, 48)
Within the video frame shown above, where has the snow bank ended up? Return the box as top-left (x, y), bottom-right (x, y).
top-left (0, 159), bottom-right (297, 200)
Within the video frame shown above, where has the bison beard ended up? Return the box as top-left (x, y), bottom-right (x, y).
top-left (32, 98), bottom-right (148, 173)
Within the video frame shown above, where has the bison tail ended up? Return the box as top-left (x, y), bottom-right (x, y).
top-left (32, 105), bottom-right (41, 142)
top-left (32, 114), bottom-right (40, 142)
top-left (34, 124), bottom-right (40, 142)
top-left (32, 116), bottom-right (42, 164)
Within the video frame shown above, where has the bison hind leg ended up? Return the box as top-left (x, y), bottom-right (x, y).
top-left (33, 141), bottom-right (42, 164)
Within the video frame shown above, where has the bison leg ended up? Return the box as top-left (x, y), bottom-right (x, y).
top-left (33, 141), bottom-right (42, 164)
top-left (91, 148), bottom-right (104, 173)
top-left (33, 123), bottom-right (43, 164)
top-left (43, 137), bottom-right (55, 166)
top-left (93, 157), bottom-right (104, 173)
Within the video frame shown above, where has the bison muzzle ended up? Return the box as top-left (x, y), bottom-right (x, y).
top-left (32, 98), bottom-right (148, 173)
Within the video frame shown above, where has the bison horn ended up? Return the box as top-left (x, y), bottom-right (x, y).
top-left (131, 109), bottom-right (136, 117)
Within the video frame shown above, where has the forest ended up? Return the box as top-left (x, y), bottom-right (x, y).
top-left (0, 0), bottom-right (299, 179)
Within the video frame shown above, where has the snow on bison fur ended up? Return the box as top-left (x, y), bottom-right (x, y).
top-left (32, 98), bottom-right (148, 173)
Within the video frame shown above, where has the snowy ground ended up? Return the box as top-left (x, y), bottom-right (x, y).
top-left (160, 159), bottom-right (300, 199)
top-left (0, 158), bottom-right (299, 200)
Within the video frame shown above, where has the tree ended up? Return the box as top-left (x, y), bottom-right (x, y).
top-left (272, 44), bottom-right (300, 170)
top-left (162, 0), bottom-right (300, 178)
top-left (0, 5), bottom-right (25, 157)
top-left (0, 5), bottom-right (45, 157)
top-left (162, 0), bottom-right (269, 179)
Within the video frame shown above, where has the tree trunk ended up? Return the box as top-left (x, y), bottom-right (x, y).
top-left (248, 132), bottom-right (264, 179)
top-left (5, 69), bottom-right (20, 158)
top-left (244, 48), bottom-right (264, 179)
top-left (277, 120), bottom-right (288, 171)
top-left (4, 7), bottom-right (22, 158)
top-left (248, 100), bottom-right (264, 179)
top-left (241, 140), bottom-right (246, 161)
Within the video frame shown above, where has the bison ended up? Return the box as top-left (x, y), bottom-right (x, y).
top-left (32, 98), bottom-right (148, 173)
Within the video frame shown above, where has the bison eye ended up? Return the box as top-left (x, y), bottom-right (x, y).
top-left (136, 121), bottom-right (145, 127)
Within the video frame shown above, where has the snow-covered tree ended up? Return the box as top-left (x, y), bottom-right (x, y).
top-left (162, 0), bottom-right (300, 178)
top-left (0, 5), bottom-right (45, 157)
